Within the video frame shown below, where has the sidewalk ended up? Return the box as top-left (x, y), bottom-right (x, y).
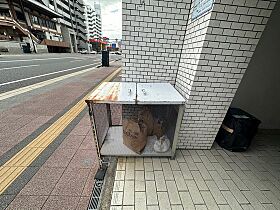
top-left (1, 62), bottom-right (279, 209)
top-left (6, 113), bottom-right (97, 209)
top-left (0, 63), bottom-right (119, 157)
top-left (0, 62), bottom-right (121, 209)
top-left (110, 134), bottom-right (280, 210)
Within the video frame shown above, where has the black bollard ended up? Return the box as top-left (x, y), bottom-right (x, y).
top-left (101, 50), bottom-right (109, 67)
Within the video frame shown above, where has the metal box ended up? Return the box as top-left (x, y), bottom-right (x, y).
top-left (86, 82), bottom-right (185, 159)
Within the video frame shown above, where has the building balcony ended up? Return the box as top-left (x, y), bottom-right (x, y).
top-left (41, 39), bottom-right (69, 48)
top-left (22, 0), bottom-right (62, 18)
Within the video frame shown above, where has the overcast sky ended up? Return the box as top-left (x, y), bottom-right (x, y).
top-left (86, 0), bottom-right (122, 40)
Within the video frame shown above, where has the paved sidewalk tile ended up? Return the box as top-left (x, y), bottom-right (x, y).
top-left (171, 205), bottom-right (183, 210)
top-left (222, 191), bottom-right (243, 210)
top-left (123, 180), bottom-right (134, 205)
top-left (125, 162), bottom-right (135, 180)
top-left (135, 192), bottom-right (147, 210)
top-left (178, 162), bottom-right (193, 180)
top-left (242, 190), bottom-right (265, 209)
top-left (145, 170), bottom-right (155, 180)
top-left (18, 167), bottom-right (65, 196)
top-left (147, 206), bottom-right (159, 210)
top-left (123, 206), bottom-right (134, 210)
top-left (135, 180), bottom-right (145, 192)
top-left (179, 191), bottom-right (195, 210)
top-left (185, 180), bottom-right (204, 205)
top-left (173, 171), bottom-right (188, 191)
top-left (135, 158), bottom-right (144, 170)
top-left (146, 181), bottom-right (158, 205)
top-left (191, 170), bottom-right (208, 191)
top-left (224, 179), bottom-right (249, 204)
top-left (205, 180), bottom-right (227, 205)
top-left (162, 162), bottom-right (174, 180)
top-left (113, 181), bottom-right (124, 192)
top-left (111, 192), bottom-right (123, 206)
top-left (108, 130), bottom-right (279, 210)
top-left (154, 171), bottom-right (167, 192)
top-left (3, 63), bottom-right (121, 209)
top-left (208, 170), bottom-right (228, 191)
top-left (166, 181), bottom-right (181, 205)
top-left (157, 192), bottom-right (171, 210)
top-left (152, 158), bottom-right (162, 171)
top-left (42, 195), bottom-right (80, 209)
top-left (200, 191), bottom-right (219, 209)
top-left (7, 195), bottom-right (48, 210)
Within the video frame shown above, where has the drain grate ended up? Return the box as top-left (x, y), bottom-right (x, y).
top-left (88, 180), bottom-right (104, 210)
top-left (88, 158), bottom-right (111, 210)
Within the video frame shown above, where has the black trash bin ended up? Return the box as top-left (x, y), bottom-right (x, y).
top-left (22, 43), bottom-right (31, 53)
top-left (215, 107), bottom-right (261, 152)
top-left (102, 51), bottom-right (109, 67)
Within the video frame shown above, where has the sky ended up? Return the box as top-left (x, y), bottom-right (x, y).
top-left (86, 0), bottom-right (122, 40)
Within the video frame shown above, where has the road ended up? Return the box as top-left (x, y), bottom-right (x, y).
top-left (0, 53), bottom-right (121, 93)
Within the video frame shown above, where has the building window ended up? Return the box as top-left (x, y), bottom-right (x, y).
top-left (31, 15), bottom-right (39, 25)
top-left (15, 11), bottom-right (25, 21)
top-left (48, 21), bottom-right (56, 30)
top-left (30, 15), bottom-right (56, 31)
top-left (0, 9), bottom-right (11, 17)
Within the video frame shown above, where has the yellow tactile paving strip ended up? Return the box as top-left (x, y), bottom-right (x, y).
top-left (0, 67), bottom-right (121, 194)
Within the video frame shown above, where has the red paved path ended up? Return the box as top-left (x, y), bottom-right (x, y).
top-left (0, 62), bottom-right (121, 209)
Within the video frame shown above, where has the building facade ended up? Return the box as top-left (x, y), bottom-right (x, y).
top-left (93, 2), bottom-right (102, 39)
top-left (84, 4), bottom-right (95, 51)
top-left (0, 0), bottom-right (68, 53)
top-left (87, 2), bottom-right (102, 51)
top-left (0, 0), bottom-right (101, 53)
top-left (47, 0), bottom-right (88, 52)
top-left (122, 0), bottom-right (278, 149)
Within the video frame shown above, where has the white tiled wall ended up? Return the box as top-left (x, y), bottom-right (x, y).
top-left (122, 0), bottom-right (192, 85)
top-left (175, 0), bottom-right (277, 149)
top-left (122, 0), bottom-right (277, 149)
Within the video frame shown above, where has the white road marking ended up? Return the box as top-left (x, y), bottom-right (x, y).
top-left (70, 59), bottom-right (85, 62)
top-left (0, 64), bottom-right (40, 71)
top-left (0, 56), bottom-right (83, 63)
top-left (69, 58), bottom-right (99, 63)
top-left (0, 65), bottom-right (100, 101)
top-left (0, 63), bottom-right (99, 87)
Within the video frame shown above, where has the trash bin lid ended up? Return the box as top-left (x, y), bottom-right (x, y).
top-left (137, 83), bottom-right (185, 105)
top-left (86, 82), bottom-right (137, 104)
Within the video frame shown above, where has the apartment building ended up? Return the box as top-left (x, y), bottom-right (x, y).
top-left (48, 0), bottom-right (88, 52)
top-left (0, 0), bottom-right (101, 54)
top-left (86, 2), bottom-right (102, 51)
top-left (84, 4), bottom-right (94, 51)
top-left (94, 2), bottom-right (102, 39)
top-left (0, 0), bottom-right (68, 53)
top-left (84, 2), bottom-right (102, 51)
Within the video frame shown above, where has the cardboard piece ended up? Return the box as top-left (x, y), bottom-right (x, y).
top-left (138, 108), bottom-right (154, 136)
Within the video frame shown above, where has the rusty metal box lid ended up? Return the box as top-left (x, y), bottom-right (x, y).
top-left (86, 82), bottom-right (136, 104)
top-left (86, 82), bottom-right (185, 105)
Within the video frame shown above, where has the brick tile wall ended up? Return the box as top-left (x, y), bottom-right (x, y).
top-left (175, 0), bottom-right (277, 149)
top-left (122, 0), bottom-right (191, 84)
top-left (122, 0), bottom-right (277, 149)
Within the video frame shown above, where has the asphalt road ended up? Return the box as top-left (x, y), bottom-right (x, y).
top-left (0, 53), bottom-right (121, 93)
